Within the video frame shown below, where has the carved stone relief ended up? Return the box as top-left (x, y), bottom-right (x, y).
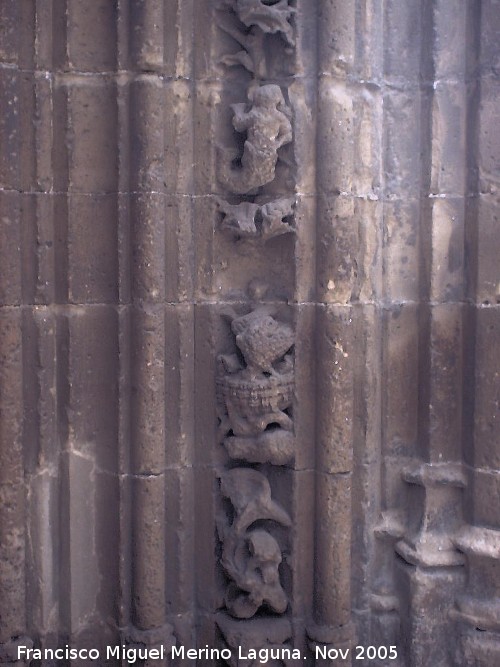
top-left (217, 85), bottom-right (292, 195)
top-left (217, 0), bottom-right (295, 78)
top-left (217, 196), bottom-right (295, 242)
top-left (216, 282), bottom-right (295, 465)
top-left (217, 468), bottom-right (291, 618)
top-left (215, 0), bottom-right (297, 658)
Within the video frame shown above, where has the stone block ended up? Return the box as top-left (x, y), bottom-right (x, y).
top-left (164, 467), bottom-right (195, 614)
top-left (353, 87), bottom-right (383, 198)
top-left (382, 304), bottom-right (419, 457)
top-left (478, 0), bottom-right (500, 78)
top-left (424, 304), bottom-right (464, 462)
top-left (316, 194), bottom-right (357, 304)
top-left (395, 560), bottom-right (466, 667)
top-left (65, 76), bottom-right (118, 193)
top-left (429, 197), bottom-right (465, 302)
top-left (131, 474), bottom-right (167, 629)
top-left (26, 470), bottom-right (58, 634)
top-left (164, 303), bottom-right (194, 468)
top-left (472, 469), bottom-right (500, 530)
top-left (0, 69), bottom-right (20, 190)
top-left (68, 194), bottom-right (119, 304)
top-left (476, 194), bottom-right (500, 306)
top-left (383, 200), bottom-right (421, 302)
top-left (165, 196), bottom-right (195, 302)
top-left (0, 192), bottom-right (22, 305)
top-left (67, 0), bottom-right (117, 71)
top-left (478, 77), bottom-right (500, 184)
top-left (473, 306), bottom-right (500, 471)
top-left (317, 78), bottom-right (354, 195)
top-left (289, 77), bottom-right (316, 195)
top-left (67, 305), bottom-right (119, 473)
top-left (293, 303), bottom-right (315, 471)
top-left (432, 0), bottom-right (467, 80)
top-left (129, 75), bottom-right (167, 193)
top-left (293, 194), bottom-right (316, 303)
top-left (383, 89), bottom-right (426, 199)
top-left (129, 0), bottom-right (165, 72)
top-left (314, 471), bottom-right (352, 627)
top-left (130, 304), bottom-right (166, 475)
top-left (384, 0), bottom-right (424, 83)
top-left (354, 1), bottom-right (384, 82)
top-left (430, 82), bottom-right (467, 195)
top-left (317, 1), bottom-right (355, 78)
top-left (130, 193), bottom-right (166, 303)
top-left (316, 305), bottom-right (354, 474)
top-left (356, 198), bottom-right (383, 303)
top-left (194, 80), bottom-right (224, 195)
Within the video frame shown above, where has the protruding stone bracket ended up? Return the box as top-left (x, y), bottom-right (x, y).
top-left (395, 462), bottom-right (467, 567)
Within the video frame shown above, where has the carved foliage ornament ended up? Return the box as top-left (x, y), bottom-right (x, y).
top-left (217, 0), bottom-right (296, 77)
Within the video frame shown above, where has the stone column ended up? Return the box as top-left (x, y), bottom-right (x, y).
top-left (122, 0), bottom-right (195, 661)
top-left (452, 2), bottom-right (500, 663)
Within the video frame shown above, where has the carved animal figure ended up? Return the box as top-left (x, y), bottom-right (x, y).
top-left (218, 469), bottom-right (291, 619)
top-left (218, 85), bottom-right (292, 194)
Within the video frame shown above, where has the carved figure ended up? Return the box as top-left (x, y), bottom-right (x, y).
top-left (218, 85), bottom-right (292, 194)
top-left (218, 468), bottom-right (291, 618)
top-left (217, 196), bottom-right (295, 241)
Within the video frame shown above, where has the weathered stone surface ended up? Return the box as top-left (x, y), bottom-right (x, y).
top-left (0, 2), bottom-right (499, 666)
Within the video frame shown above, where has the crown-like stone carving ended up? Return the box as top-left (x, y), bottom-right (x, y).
top-left (217, 284), bottom-right (295, 465)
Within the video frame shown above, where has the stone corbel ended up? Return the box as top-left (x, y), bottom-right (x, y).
top-left (395, 461), bottom-right (467, 567)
